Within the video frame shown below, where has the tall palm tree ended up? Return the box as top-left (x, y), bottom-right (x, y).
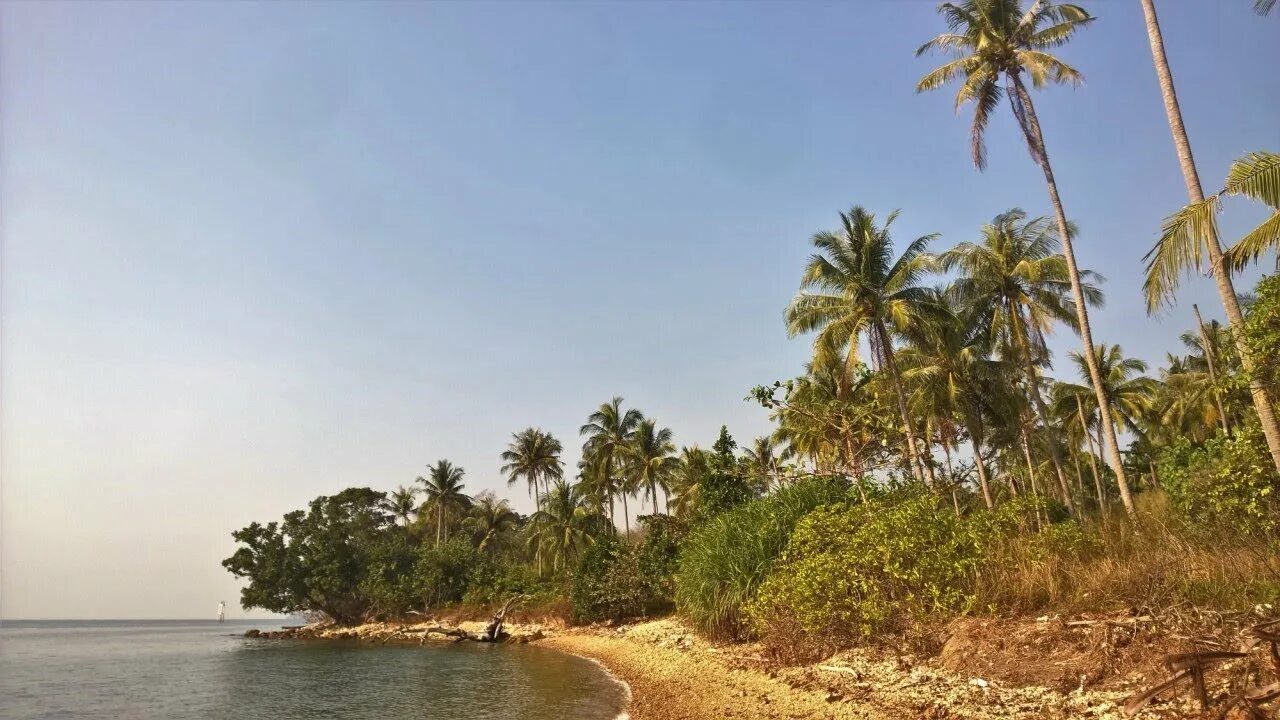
top-left (527, 480), bottom-right (602, 573)
top-left (580, 397), bottom-right (643, 533)
top-left (1060, 344), bottom-right (1158, 437)
top-left (382, 485), bottom-right (418, 529)
top-left (500, 428), bottom-right (565, 515)
top-left (941, 210), bottom-right (1104, 516)
top-left (624, 419), bottom-right (679, 514)
top-left (901, 301), bottom-right (1004, 509)
top-left (667, 446), bottom-right (710, 519)
top-left (417, 460), bottom-right (470, 547)
top-left (917, 0), bottom-right (1137, 516)
top-left (742, 435), bottom-right (785, 491)
top-left (785, 205), bottom-right (942, 486)
top-left (464, 492), bottom-right (520, 552)
top-left (1137, 0), bottom-right (1280, 472)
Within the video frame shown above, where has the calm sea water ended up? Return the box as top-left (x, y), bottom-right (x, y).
top-left (0, 620), bottom-right (628, 720)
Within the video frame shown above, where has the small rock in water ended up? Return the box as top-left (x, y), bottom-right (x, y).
top-left (243, 629), bottom-right (260, 638)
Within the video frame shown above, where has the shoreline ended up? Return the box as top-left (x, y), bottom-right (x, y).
top-left (250, 616), bottom-right (1209, 719)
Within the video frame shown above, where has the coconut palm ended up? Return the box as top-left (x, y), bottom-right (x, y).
top-left (464, 492), bottom-right (520, 552)
top-left (742, 435), bottom-right (785, 491)
top-left (527, 480), bottom-right (602, 573)
top-left (941, 210), bottom-right (1105, 516)
top-left (500, 427), bottom-right (564, 514)
top-left (382, 485), bottom-right (418, 529)
top-left (624, 419), bottom-right (679, 514)
top-left (1136, 0), bottom-right (1280, 472)
top-left (417, 460), bottom-right (471, 547)
top-left (785, 205), bottom-right (942, 486)
top-left (667, 446), bottom-right (710, 519)
top-left (580, 397), bottom-right (643, 533)
top-left (1059, 345), bottom-right (1158, 437)
top-left (901, 301), bottom-right (1005, 508)
top-left (917, 0), bottom-right (1137, 515)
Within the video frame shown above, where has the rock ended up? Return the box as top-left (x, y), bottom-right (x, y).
top-left (244, 629), bottom-right (261, 638)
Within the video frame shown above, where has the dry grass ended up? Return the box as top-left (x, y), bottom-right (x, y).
top-left (975, 493), bottom-right (1280, 616)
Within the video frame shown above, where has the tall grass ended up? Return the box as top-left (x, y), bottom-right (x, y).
top-left (674, 477), bottom-right (850, 639)
top-left (975, 493), bottom-right (1280, 614)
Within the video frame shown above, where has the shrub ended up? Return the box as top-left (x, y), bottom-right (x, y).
top-left (1245, 274), bottom-right (1280, 397)
top-left (414, 538), bottom-right (479, 607)
top-left (1159, 422), bottom-right (1280, 537)
top-left (674, 476), bottom-right (850, 639)
top-left (569, 534), bottom-right (646, 623)
top-left (746, 492), bottom-right (983, 660)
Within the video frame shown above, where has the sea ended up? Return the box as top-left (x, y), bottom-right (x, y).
top-left (0, 619), bottom-right (629, 720)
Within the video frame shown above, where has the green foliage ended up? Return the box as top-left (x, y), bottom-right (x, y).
top-left (746, 493), bottom-right (983, 657)
top-left (692, 426), bottom-right (755, 522)
top-left (568, 514), bottom-right (686, 623)
top-left (1244, 274), bottom-right (1280, 397)
top-left (1159, 422), bottom-right (1280, 537)
top-left (674, 476), bottom-right (850, 639)
top-left (222, 487), bottom-right (391, 624)
top-left (413, 538), bottom-right (480, 607)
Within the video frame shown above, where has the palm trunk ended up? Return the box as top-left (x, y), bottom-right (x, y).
top-left (1014, 308), bottom-right (1077, 517)
top-left (1010, 73), bottom-right (1136, 517)
top-left (1019, 428), bottom-right (1044, 529)
top-left (1192, 304), bottom-right (1231, 435)
top-left (1139, 0), bottom-right (1280, 472)
top-left (942, 440), bottom-right (961, 517)
top-left (966, 408), bottom-right (995, 509)
top-left (622, 492), bottom-right (630, 535)
top-left (436, 503), bottom-right (444, 548)
top-left (1077, 396), bottom-right (1106, 517)
top-left (876, 321), bottom-right (929, 486)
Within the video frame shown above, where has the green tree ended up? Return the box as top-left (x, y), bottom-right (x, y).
top-left (624, 418), bottom-right (679, 514)
top-left (941, 210), bottom-right (1106, 516)
top-left (580, 397), bottom-right (643, 533)
top-left (528, 479), bottom-right (604, 573)
top-left (418, 460), bottom-right (471, 548)
top-left (917, 0), bottom-right (1137, 516)
top-left (222, 487), bottom-right (391, 624)
top-left (500, 427), bottom-right (565, 515)
top-left (785, 205), bottom-right (942, 486)
top-left (382, 485), bottom-right (418, 529)
top-left (464, 491), bottom-right (520, 552)
top-left (1060, 344), bottom-right (1158, 438)
top-left (694, 427), bottom-right (755, 521)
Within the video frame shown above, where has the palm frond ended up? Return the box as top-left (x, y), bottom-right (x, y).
top-left (1223, 151), bottom-right (1280, 210)
top-left (1226, 211), bottom-right (1280, 273)
top-left (1142, 197), bottom-right (1220, 313)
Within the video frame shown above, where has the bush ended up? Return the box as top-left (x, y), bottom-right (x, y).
top-left (1159, 422), bottom-right (1280, 537)
top-left (569, 514), bottom-right (686, 624)
top-left (746, 492), bottom-right (983, 660)
top-left (674, 476), bottom-right (850, 639)
top-left (1245, 274), bottom-right (1280, 397)
top-left (414, 538), bottom-right (480, 607)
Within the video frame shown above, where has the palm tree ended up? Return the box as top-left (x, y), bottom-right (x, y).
top-left (527, 480), bottom-right (602, 573)
top-left (667, 446), bottom-right (710, 519)
top-left (785, 205), bottom-right (942, 486)
top-left (901, 301), bottom-right (1004, 509)
top-left (1136, 0), bottom-right (1280, 472)
top-left (624, 419), bottom-right (679, 514)
top-left (580, 397), bottom-right (643, 533)
top-left (941, 210), bottom-right (1105, 516)
top-left (382, 485), bottom-right (418, 529)
top-left (465, 492), bottom-right (520, 552)
top-left (417, 460), bottom-right (470, 547)
top-left (1060, 345), bottom-right (1158, 437)
top-left (1255, 0), bottom-right (1275, 15)
top-left (742, 435), bottom-right (785, 491)
top-left (500, 428), bottom-right (565, 515)
top-left (917, 0), bottom-right (1137, 516)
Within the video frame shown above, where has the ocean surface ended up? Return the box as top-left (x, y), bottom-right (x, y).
top-left (0, 619), bottom-right (628, 720)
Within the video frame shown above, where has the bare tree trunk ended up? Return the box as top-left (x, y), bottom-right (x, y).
top-left (622, 493), bottom-right (630, 536)
top-left (967, 417), bottom-right (996, 509)
top-left (877, 321), bottom-right (929, 486)
top-left (943, 440), bottom-right (961, 517)
top-left (1138, 0), bottom-right (1280, 471)
top-left (1077, 395), bottom-right (1107, 519)
top-left (1010, 73), bottom-right (1136, 517)
top-left (1020, 428), bottom-right (1044, 530)
top-left (1192, 304), bottom-right (1231, 435)
top-left (1015, 308), bottom-right (1077, 517)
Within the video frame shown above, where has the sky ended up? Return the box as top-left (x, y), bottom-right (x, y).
top-left (1, 1), bottom-right (1276, 619)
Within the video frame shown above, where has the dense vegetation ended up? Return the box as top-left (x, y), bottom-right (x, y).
top-left (225, 0), bottom-right (1280, 660)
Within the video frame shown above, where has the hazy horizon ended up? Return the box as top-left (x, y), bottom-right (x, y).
top-left (2, 1), bottom-right (1277, 619)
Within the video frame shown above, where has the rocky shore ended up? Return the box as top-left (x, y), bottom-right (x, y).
top-left (245, 614), bottom-right (1254, 719)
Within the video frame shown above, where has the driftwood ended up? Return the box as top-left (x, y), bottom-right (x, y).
top-left (481, 594), bottom-right (529, 642)
top-left (1125, 619), bottom-right (1280, 716)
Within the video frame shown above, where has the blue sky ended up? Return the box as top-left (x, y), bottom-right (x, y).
top-left (2, 1), bottom-right (1276, 618)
